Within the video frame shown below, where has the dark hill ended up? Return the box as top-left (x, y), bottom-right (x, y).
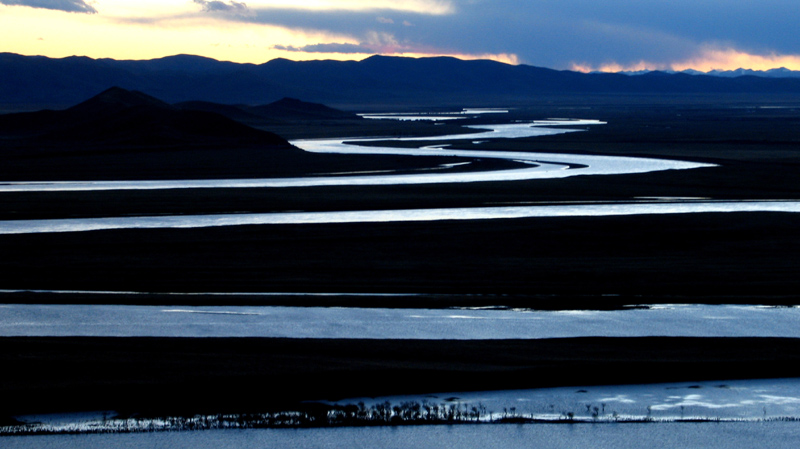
top-left (66, 86), bottom-right (176, 116)
top-left (0, 87), bottom-right (452, 181)
top-left (248, 97), bottom-right (362, 120)
top-left (0, 86), bottom-right (291, 147)
top-left (0, 87), bottom-right (317, 181)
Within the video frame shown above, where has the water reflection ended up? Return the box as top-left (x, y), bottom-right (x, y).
top-left (4, 416), bottom-right (800, 448)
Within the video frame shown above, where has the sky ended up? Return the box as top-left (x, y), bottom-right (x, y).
top-left (2, 0), bottom-right (800, 72)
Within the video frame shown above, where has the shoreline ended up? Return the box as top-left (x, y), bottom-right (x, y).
top-left (6, 409), bottom-right (800, 436)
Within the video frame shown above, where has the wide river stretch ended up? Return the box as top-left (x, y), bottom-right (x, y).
top-left (2, 303), bottom-right (799, 339)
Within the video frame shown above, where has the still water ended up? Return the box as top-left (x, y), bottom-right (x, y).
top-left (3, 422), bottom-right (799, 449)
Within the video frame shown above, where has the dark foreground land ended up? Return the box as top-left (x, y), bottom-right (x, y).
top-left (3, 336), bottom-right (800, 417)
top-left (2, 212), bottom-right (800, 303)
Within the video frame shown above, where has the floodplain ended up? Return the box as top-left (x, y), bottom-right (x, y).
top-left (2, 98), bottom-right (800, 443)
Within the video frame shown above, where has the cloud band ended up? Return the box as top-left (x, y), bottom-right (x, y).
top-left (0, 0), bottom-right (97, 14)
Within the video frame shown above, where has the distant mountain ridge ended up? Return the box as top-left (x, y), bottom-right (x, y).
top-left (619, 67), bottom-right (800, 78)
top-left (3, 52), bottom-right (800, 110)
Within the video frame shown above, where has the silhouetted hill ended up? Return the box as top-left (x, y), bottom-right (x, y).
top-left (3, 52), bottom-right (800, 110)
top-left (0, 86), bottom-right (306, 179)
top-left (0, 87), bottom-right (291, 147)
top-left (0, 87), bottom-right (448, 181)
top-left (67, 86), bottom-right (176, 115)
top-left (249, 97), bottom-right (362, 120)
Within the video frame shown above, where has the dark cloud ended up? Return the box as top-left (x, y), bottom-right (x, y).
top-left (227, 1), bottom-right (800, 69)
top-left (274, 43), bottom-right (374, 54)
top-left (193, 0), bottom-right (251, 16)
top-left (435, 0), bottom-right (800, 67)
top-left (0, 0), bottom-right (97, 14)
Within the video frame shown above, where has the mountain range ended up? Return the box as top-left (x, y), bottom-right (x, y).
top-left (620, 67), bottom-right (800, 78)
top-left (3, 52), bottom-right (800, 110)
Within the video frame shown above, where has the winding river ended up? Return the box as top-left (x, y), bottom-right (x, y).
top-left (0, 120), bottom-right (710, 192)
top-left (4, 118), bottom-right (797, 235)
